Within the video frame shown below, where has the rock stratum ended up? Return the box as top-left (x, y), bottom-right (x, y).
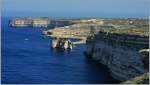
top-left (84, 30), bottom-right (149, 83)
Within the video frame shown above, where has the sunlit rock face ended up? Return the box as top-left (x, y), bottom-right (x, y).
top-left (84, 32), bottom-right (149, 81)
top-left (139, 49), bottom-right (149, 68)
top-left (9, 18), bottom-right (49, 27)
top-left (51, 38), bottom-right (73, 50)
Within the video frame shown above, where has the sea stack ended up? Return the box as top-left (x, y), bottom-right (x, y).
top-left (51, 38), bottom-right (73, 50)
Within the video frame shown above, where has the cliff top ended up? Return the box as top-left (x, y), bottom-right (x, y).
top-left (46, 18), bottom-right (149, 37)
top-left (101, 27), bottom-right (149, 37)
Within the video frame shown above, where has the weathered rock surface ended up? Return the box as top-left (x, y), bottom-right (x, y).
top-left (51, 38), bottom-right (73, 50)
top-left (84, 31), bottom-right (149, 82)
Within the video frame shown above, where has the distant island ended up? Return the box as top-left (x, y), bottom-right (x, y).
top-left (9, 17), bottom-right (74, 28)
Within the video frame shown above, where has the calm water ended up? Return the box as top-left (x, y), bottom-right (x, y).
top-left (1, 17), bottom-right (118, 84)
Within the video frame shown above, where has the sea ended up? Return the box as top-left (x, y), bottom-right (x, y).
top-left (1, 17), bottom-right (118, 84)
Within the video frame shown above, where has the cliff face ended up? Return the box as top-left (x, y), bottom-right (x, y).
top-left (9, 18), bottom-right (50, 27)
top-left (84, 32), bottom-right (149, 82)
top-left (9, 18), bottom-right (74, 28)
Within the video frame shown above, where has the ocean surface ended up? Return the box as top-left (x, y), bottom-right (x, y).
top-left (1, 17), bottom-right (118, 84)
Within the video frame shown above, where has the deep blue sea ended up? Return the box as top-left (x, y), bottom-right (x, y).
top-left (1, 17), bottom-right (118, 84)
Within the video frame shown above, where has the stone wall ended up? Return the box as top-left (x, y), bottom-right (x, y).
top-left (84, 31), bottom-right (149, 82)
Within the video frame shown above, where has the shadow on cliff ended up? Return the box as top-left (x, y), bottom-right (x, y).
top-left (83, 57), bottom-right (120, 84)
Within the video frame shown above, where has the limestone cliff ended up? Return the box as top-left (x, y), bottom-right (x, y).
top-left (84, 31), bottom-right (149, 82)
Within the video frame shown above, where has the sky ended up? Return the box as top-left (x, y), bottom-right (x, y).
top-left (2, 0), bottom-right (149, 18)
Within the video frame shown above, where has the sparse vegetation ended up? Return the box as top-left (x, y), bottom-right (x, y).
top-left (123, 73), bottom-right (149, 84)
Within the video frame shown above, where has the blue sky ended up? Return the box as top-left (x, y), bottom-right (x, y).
top-left (2, 0), bottom-right (149, 18)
